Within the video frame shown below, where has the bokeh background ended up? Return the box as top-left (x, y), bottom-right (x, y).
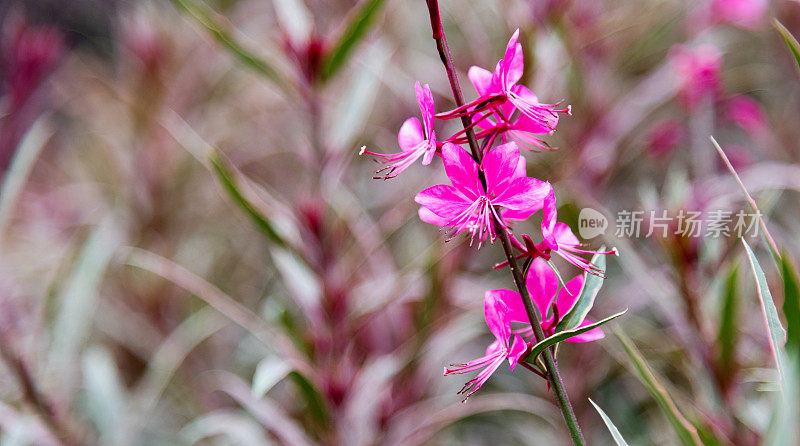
top-left (1, 0), bottom-right (799, 444)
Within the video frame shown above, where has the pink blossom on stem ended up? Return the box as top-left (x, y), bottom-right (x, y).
top-left (491, 259), bottom-right (605, 342)
top-left (437, 29), bottom-right (570, 132)
top-left (443, 289), bottom-right (528, 400)
top-left (540, 188), bottom-right (618, 276)
top-left (415, 142), bottom-right (550, 246)
top-left (361, 82), bottom-right (438, 179)
top-left (669, 44), bottom-right (722, 111)
top-left (646, 119), bottom-right (684, 157)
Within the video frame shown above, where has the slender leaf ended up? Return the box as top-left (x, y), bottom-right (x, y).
top-left (717, 265), bottom-right (739, 374)
top-left (82, 347), bottom-right (126, 439)
top-left (526, 309), bottom-right (626, 363)
top-left (781, 252), bottom-right (800, 356)
top-left (210, 154), bottom-right (288, 248)
top-left (320, 0), bottom-right (386, 80)
top-left (743, 239), bottom-right (788, 386)
top-left (272, 0), bottom-right (312, 46)
top-left (289, 371), bottom-right (331, 430)
top-left (774, 19), bottom-right (800, 73)
top-left (181, 410), bottom-right (271, 445)
top-left (588, 398), bottom-right (629, 446)
top-left (169, 0), bottom-right (290, 90)
top-left (555, 250), bottom-right (606, 332)
top-left (615, 329), bottom-right (702, 446)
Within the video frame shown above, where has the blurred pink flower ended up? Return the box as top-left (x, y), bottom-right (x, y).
top-left (724, 95), bottom-right (767, 135)
top-left (541, 187), bottom-right (617, 275)
top-left (711, 0), bottom-right (767, 29)
top-left (492, 259), bottom-right (605, 342)
top-left (438, 29), bottom-right (570, 132)
top-left (670, 44), bottom-right (722, 110)
top-left (1, 18), bottom-right (63, 111)
top-left (361, 82), bottom-right (438, 179)
top-left (646, 119), bottom-right (684, 157)
top-left (415, 142), bottom-right (550, 246)
top-left (443, 289), bottom-right (527, 400)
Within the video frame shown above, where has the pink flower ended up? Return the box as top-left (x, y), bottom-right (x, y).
top-left (490, 259), bottom-right (605, 342)
top-left (415, 142), bottom-right (550, 246)
top-left (711, 0), bottom-right (767, 30)
top-left (438, 30), bottom-right (570, 132)
top-left (540, 188), bottom-right (617, 275)
top-left (670, 44), bottom-right (722, 111)
top-left (361, 82), bottom-right (438, 179)
top-left (724, 96), bottom-right (767, 136)
top-left (443, 289), bottom-right (528, 400)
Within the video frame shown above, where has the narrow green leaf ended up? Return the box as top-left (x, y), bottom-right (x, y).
top-left (555, 250), bottom-right (606, 332)
top-left (320, 0), bottom-right (386, 80)
top-left (289, 371), bottom-right (330, 430)
top-left (781, 253), bottom-right (800, 356)
top-left (210, 154), bottom-right (288, 248)
top-left (588, 398), bottom-right (629, 446)
top-left (169, 0), bottom-right (290, 90)
top-left (743, 239), bottom-right (788, 387)
top-left (717, 265), bottom-right (739, 374)
top-left (615, 329), bottom-right (702, 446)
top-left (526, 309), bottom-right (626, 363)
top-left (774, 19), bottom-right (800, 73)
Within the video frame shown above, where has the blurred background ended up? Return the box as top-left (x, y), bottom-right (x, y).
top-left (1, 0), bottom-right (799, 444)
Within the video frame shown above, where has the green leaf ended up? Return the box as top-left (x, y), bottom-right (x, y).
top-left (615, 329), bottom-right (702, 446)
top-left (289, 371), bottom-right (330, 430)
top-left (588, 398), bottom-right (629, 446)
top-left (210, 154), bottom-right (288, 248)
top-left (170, 0), bottom-right (290, 90)
top-left (781, 253), bottom-right (800, 356)
top-left (743, 239), bottom-right (788, 387)
top-left (717, 265), bottom-right (739, 374)
top-left (774, 19), bottom-right (800, 73)
top-left (555, 249), bottom-right (607, 332)
top-left (320, 0), bottom-right (386, 80)
top-left (526, 309), bottom-right (626, 363)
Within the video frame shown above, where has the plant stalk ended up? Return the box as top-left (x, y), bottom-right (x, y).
top-left (423, 2), bottom-right (585, 444)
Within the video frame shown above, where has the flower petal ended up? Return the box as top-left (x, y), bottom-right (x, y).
top-left (468, 65), bottom-right (495, 97)
top-left (525, 258), bottom-right (558, 318)
top-left (493, 177), bottom-right (549, 213)
top-left (541, 186), bottom-right (558, 248)
top-left (415, 185), bottom-right (471, 221)
top-left (552, 222), bottom-right (581, 247)
top-left (398, 117), bottom-right (424, 151)
top-left (487, 289), bottom-right (528, 324)
top-left (484, 289), bottom-right (512, 343)
top-left (507, 335), bottom-right (528, 370)
top-left (555, 274), bottom-right (585, 317)
top-left (483, 141), bottom-right (520, 194)
top-left (415, 81), bottom-right (436, 137)
top-left (442, 143), bottom-right (481, 197)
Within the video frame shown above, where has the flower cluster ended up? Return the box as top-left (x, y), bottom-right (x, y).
top-left (362, 30), bottom-right (616, 398)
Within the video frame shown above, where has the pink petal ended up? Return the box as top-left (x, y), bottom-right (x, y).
top-left (468, 66), bottom-right (495, 97)
top-left (507, 335), bottom-right (528, 370)
top-left (565, 319), bottom-right (605, 343)
top-left (493, 177), bottom-right (549, 212)
top-left (555, 275), bottom-right (584, 317)
top-left (398, 117), bottom-right (424, 151)
top-left (418, 206), bottom-right (449, 226)
top-left (482, 142), bottom-right (520, 195)
top-left (499, 29), bottom-right (522, 89)
top-left (541, 186), bottom-right (558, 248)
top-left (415, 185), bottom-right (471, 221)
top-left (441, 143), bottom-right (481, 198)
top-left (415, 82), bottom-right (436, 137)
top-left (525, 258), bottom-right (558, 318)
top-left (552, 222), bottom-right (580, 247)
top-left (487, 289), bottom-right (528, 324)
top-left (484, 289), bottom-right (512, 343)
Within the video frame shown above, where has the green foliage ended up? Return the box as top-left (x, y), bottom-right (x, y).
top-left (527, 310), bottom-right (626, 364)
top-left (615, 329), bottom-right (702, 446)
top-left (717, 265), bottom-right (739, 374)
top-left (320, 0), bottom-right (387, 80)
top-left (781, 253), bottom-right (800, 356)
top-left (588, 398), bottom-right (629, 446)
top-left (555, 250), bottom-right (607, 332)
top-left (774, 20), bottom-right (800, 74)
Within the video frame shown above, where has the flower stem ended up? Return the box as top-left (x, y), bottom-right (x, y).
top-left (423, 2), bottom-right (585, 444)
